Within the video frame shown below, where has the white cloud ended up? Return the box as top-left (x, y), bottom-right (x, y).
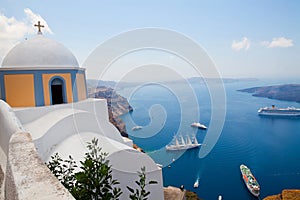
top-left (0, 9), bottom-right (53, 63)
top-left (24, 8), bottom-right (53, 34)
top-left (262, 37), bottom-right (294, 48)
top-left (231, 37), bottom-right (250, 51)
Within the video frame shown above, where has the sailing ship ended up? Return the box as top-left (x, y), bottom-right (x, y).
top-left (166, 135), bottom-right (201, 151)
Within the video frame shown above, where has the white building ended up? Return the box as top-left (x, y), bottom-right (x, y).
top-left (0, 23), bottom-right (163, 200)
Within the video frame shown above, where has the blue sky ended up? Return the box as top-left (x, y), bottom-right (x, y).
top-left (1, 0), bottom-right (300, 80)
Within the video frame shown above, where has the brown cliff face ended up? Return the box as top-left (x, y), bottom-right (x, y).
top-left (88, 86), bottom-right (133, 138)
top-left (263, 189), bottom-right (300, 200)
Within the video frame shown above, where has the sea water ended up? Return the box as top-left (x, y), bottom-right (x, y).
top-left (119, 79), bottom-right (300, 200)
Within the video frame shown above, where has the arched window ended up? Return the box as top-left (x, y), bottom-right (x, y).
top-left (50, 78), bottom-right (65, 105)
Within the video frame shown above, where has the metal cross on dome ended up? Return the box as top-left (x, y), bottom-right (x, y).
top-left (34, 21), bottom-right (44, 34)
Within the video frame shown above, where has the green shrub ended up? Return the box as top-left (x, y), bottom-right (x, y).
top-left (47, 138), bottom-right (158, 200)
top-left (46, 138), bottom-right (122, 200)
top-left (127, 166), bottom-right (158, 200)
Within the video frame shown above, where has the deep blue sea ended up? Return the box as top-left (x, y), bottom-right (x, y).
top-left (119, 79), bottom-right (300, 200)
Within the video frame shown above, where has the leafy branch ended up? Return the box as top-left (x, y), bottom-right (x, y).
top-left (127, 166), bottom-right (158, 200)
top-left (47, 138), bottom-right (158, 200)
top-left (46, 138), bottom-right (122, 200)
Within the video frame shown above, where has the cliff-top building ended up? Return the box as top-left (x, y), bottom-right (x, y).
top-left (0, 22), bottom-right (87, 107)
top-left (0, 22), bottom-right (163, 199)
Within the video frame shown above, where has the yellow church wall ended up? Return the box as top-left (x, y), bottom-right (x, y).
top-left (4, 74), bottom-right (36, 107)
top-left (76, 73), bottom-right (87, 101)
top-left (42, 74), bottom-right (73, 106)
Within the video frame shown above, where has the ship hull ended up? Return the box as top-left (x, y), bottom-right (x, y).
top-left (240, 164), bottom-right (260, 197)
top-left (242, 176), bottom-right (260, 197)
top-left (258, 107), bottom-right (300, 117)
top-left (166, 144), bottom-right (200, 151)
top-left (258, 112), bottom-right (300, 117)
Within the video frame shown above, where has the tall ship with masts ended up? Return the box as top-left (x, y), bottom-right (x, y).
top-left (166, 135), bottom-right (201, 151)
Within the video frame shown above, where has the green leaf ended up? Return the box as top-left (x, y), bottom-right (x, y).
top-left (127, 186), bottom-right (135, 193)
top-left (148, 180), bottom-right (158, 185)
top-left (144, 191), bottom-right (150, 197)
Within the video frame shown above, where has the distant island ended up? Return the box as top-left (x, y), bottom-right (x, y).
top-left (238, 84), bottom-right (300, 103)
top-left (87, 77), bottom-right (258, 89)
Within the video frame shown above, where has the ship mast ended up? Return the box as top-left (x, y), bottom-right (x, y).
top-left (180, 135), bottom-right (186, 145)
top-left (193, 135), bottom-right (199, 145)
top-left (187, 135), bottom-right (192, 145)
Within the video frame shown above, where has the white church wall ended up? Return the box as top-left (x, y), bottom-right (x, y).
top-left (0, 150), bottom-right (5, 200)
top-left (31, 112), bottom-right (79, 161)
top-left (72, 111), bottom-right (125, 143)
top-left (15, 99), bottom-right (126, 145)
top-left (23, 108), bottom-right (85, 140)
top-left (0, 100), bottom-right (24, 155)
top-left (112, 168), bottom-right (164, 200)
top-left (10, 99), bottom-right (164, 199)
top-left (13, 99), bottom-right (101, 124)
top-left (109, 151), bottom-right (164, 200)
top-left (15, 98), bottom-right (132, 161)
top-left (34, 111), bottom-right (125, 161)
top-left (13, 101), bottom-right (82, 124)
top-left (0, 100), bottom-right (23, 200)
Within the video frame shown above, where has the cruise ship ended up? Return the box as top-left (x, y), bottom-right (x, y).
top-left (258, 105), bottom-right (300, 117)
top-left (191, 122), bottom-right (207, 129)
top-left (240, 164), bottom-right (260, 197)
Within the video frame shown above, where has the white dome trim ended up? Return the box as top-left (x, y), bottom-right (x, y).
top-left (2, 35), bottom-right (79, 68)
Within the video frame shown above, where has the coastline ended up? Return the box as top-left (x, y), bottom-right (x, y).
top-left (88, 86), bottom-right (147, 152)
top-left (263, 189), bottom-right (300, 200)
top-left (88, 86), bottom-right (133, 137)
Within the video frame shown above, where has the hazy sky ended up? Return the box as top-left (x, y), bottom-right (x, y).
top-left (1, 0), bottom-right (300, 80)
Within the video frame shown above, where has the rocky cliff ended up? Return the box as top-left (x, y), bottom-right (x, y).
top-left (88, 86), bottom-right (133, 138)
top-left (263, 189), bottom-right (300, 200)
top-left (238, 84), bottom-right (300, 102)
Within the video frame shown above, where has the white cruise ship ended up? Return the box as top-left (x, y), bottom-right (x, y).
top-left (258, 105), bottom-right (300, 117)
top-left (191, 122), bottom-right (207, 129)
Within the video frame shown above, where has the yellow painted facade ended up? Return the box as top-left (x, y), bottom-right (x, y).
top-left (42, 73), bottom-right (73, 106)
top-left (4, 74), bottom-right (36, 107)
top-left (76, 73), bottom-right (87, 101)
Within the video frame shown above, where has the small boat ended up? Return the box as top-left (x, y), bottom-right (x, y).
top-left (240, 164), bottom-right (260, 197)
top-left (218, 195), bottom-right (222, 200)
top-left (193, 179), bottom-right (199, 188)
top-left (132, 126), bottom-right (143, 131)
top-left (191, 122), bottom-right (207, 129)
top-left (166, 135), bottom-right (201, 151)
top-left (156, 163), bottom-right (163, 168)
